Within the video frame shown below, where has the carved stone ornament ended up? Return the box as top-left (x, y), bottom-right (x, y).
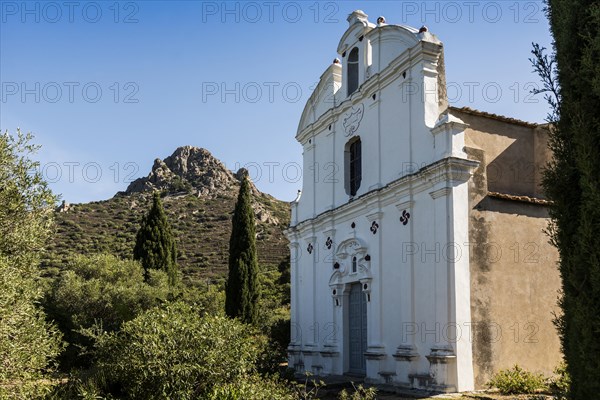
top-left (307, 243), bottom-right (313, 254)
top-left (400, 210), bottom-right (411, 225)
top-left (326, 237), bottom-right (333, 249)
top-left (343, 103), bottom-right (364, 136)
top-left (370, 221), bottom-right (379, 234)
top-left (329, 238), bottom-right (371, 284)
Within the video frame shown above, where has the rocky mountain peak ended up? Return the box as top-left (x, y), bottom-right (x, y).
top-left (122, 146), bottom-right (280, 224)
top-left (125, 146), bottom-right (240, 197)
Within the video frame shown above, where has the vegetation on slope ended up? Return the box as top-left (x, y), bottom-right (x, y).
top-left (44, 147), bottom-right (290, 286)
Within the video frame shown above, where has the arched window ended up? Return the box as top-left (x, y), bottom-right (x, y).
top-left (352, 256), bottom-right (358, 273)
top-left (347, 47), bottom-right (359, 96)
top-left (345, 137), bottom-right (362, 196)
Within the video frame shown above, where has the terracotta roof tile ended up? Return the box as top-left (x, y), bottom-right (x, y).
top-left (449, 106), bottom-right (539, 128)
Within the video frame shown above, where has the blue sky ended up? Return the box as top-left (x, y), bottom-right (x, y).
top-left (0, 1), bottom-right (553, 203)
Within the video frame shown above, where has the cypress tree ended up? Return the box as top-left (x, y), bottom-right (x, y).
top-left (535, 1), bottom-right (600, 397)
top-left (133, 191), bottom-right (178, 286)
top-left (225, 171), bottom-right (260, 324)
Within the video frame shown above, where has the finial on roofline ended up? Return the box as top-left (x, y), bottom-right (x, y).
top-left (347, 10), bottom-right (368, 26)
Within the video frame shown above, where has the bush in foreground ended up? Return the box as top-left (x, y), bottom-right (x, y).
top-left (549, 362), bottom-right (570, 400)
top-left (90, 302), bottom-right (268, 399)
top-left (0, 130), bottom-right (64, 398)
top-left (0, 257), bottom-right (64, 399)
top-left (338, 383), bottom-right (377, 400)
top-left (207, 374), bottom-right (294, 400)
top-left (487, 364), bottom-right (547, 395)
top-left (44, 254), bottom-right (171, 370)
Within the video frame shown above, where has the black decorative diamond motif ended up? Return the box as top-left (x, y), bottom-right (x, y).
top-left (400, 210), bottom-right (411, 226)
top-left (326, 237), bottom-right (333, 249)
top-left (307, 243), bottom-right (313, 254)
top-left (370, 221), bottom-right (379, 234)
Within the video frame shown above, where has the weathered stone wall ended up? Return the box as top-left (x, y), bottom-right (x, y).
top-left (456, 109), bottom-right (562, 388)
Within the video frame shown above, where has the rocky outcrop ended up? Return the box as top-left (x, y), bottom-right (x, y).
top-left (56, 200), bottom-right (72, 213)
top-left (126, 146), bottom-right (240, 197)
top-left (124, 146), bottom-right (280, 225)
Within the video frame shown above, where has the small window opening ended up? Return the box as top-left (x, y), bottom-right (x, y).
top-left (347, 47), bottom-right (359, 96)
top-left (346, 138), bottom-right (362, 196)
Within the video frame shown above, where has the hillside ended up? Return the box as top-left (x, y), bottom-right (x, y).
top-left (44, 146), bottom-right (290, 285)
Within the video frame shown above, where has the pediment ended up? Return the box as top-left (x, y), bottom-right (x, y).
top-left (368, 24), bottom-right (419, 47)
top-left (337, 21), bottom-right (374, 55)
top-left (296, 64), bottom-right (341, 137)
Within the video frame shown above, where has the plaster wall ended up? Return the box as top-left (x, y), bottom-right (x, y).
top-left (458, 110), bottom-right (562, 388)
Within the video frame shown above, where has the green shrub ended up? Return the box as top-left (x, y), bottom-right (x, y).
top-left (549, 362), bottom-right (570, 400)
top-left (292, 373), bottom-right (325, 400)
top-left (338, 383), bottom-right (377, 400)
top-left (487, 364), bottom-right (547, 394)
top-left (44, 253), bottom-right (171, 370)
top-left (180, 282), bottom-right (225, 317)
top-left (47, 371), bottom-right (114, 400)
top-left (207, 374), bottom-right (294, 400)
top-left (0, 257), bottom-right (64, 399)
top-left (254, 265), bottom-right (291, 374)
top-left (0, 130), bottom-right (64, 398)
top-left (91, 302), bottom-right (266, 399)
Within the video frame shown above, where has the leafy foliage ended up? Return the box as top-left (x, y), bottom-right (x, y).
top-left (0, 130), bottom-right (64, 398)
top-left (292, 373), bottom-right (325, 400)
top-left (89, 302), bottom-right (267, 399)
top-left (487, 365), bottom-right (547, 395)
top-left (47, 370), bottom-right (115, 400)
top-left (180, 280), bottom-right (226, 317)
top-left (133, 192), bottom-right (178, 286)
top-left (44, 253), bottom-right (171, 370)
top-left (534, 1), bottom-right (600, 397)
top-left (207, 374), bottom-right (294, 400)
top-left (0, 257), bottom-right (64, 399)
top-left (253, 265), bottom-right (291, 373)
top-left (338, 383), bottom-right (377, 400)
top-left (549, 362), bottom-right (571, 400)
top-left (0, 130), bottom-right (56, 265)
top-left (276, 257), bottom-right (291, 305)
top-left (225, 172), bottom-right (260, 324)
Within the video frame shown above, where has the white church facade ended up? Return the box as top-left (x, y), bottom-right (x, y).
top-left (285, 10), bottom-right (562, 392)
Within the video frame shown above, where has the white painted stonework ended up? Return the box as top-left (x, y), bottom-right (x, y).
top-left (285, 10), bottom-right (479, 392)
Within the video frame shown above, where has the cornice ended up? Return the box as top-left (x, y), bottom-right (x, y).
top-left (287, 157), bottom-right (479, 236)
